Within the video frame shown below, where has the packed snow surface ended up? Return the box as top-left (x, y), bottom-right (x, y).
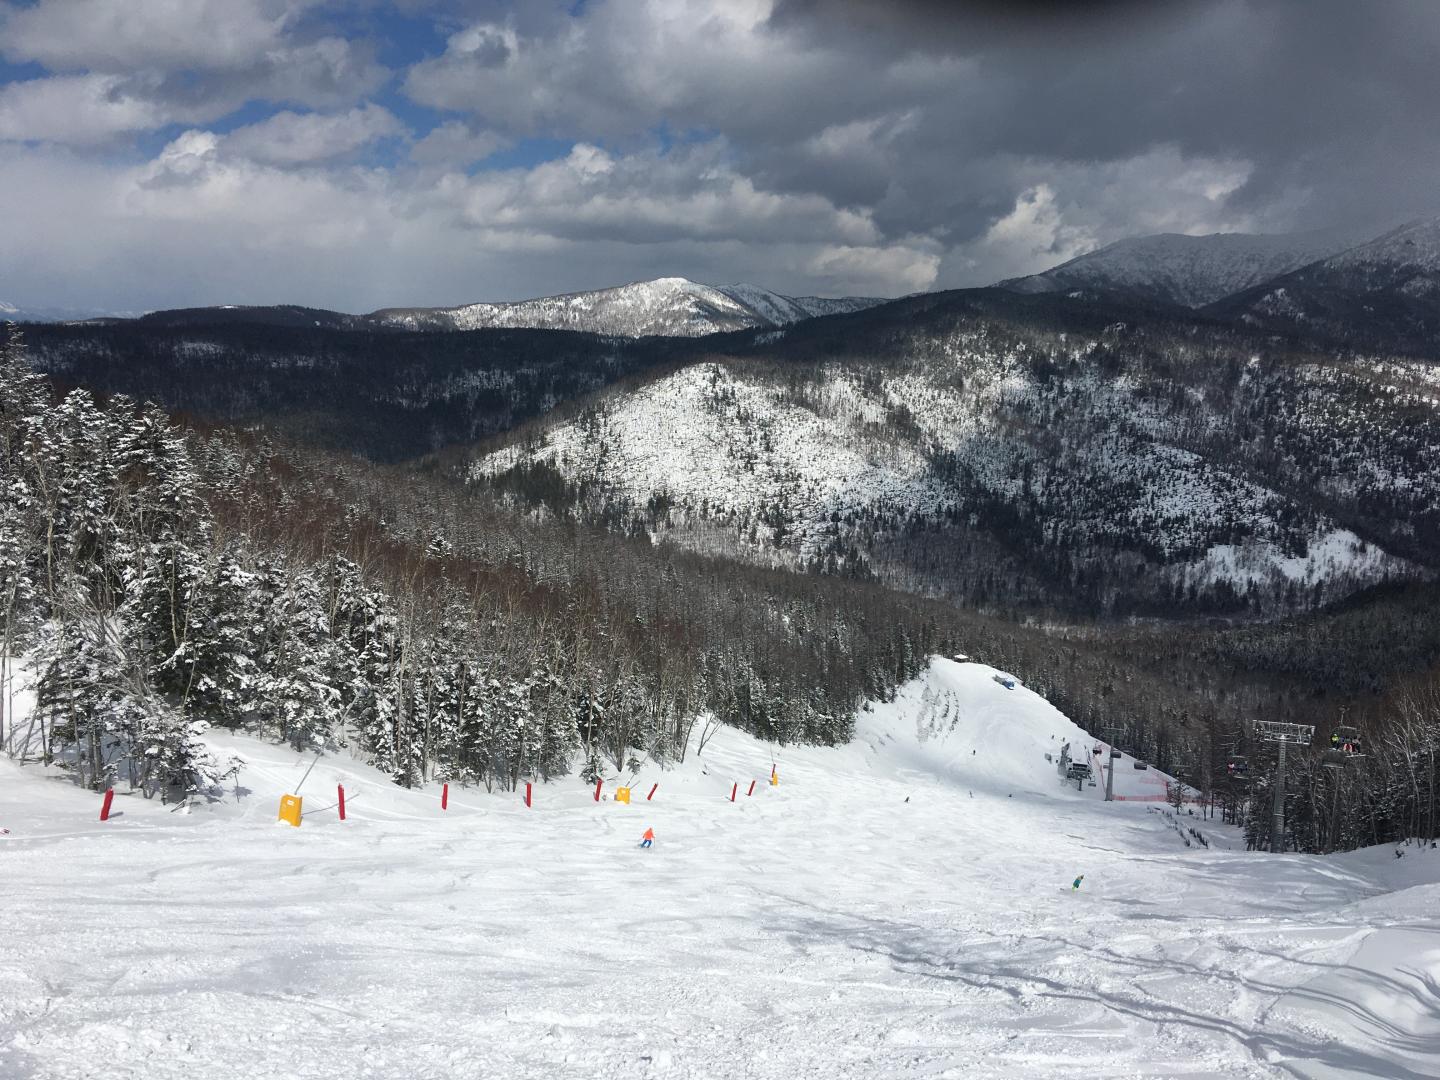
top-left (4, 658), bottom-right (1438, 1079)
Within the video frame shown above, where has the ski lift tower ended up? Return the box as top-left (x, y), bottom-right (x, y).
top-left (1256, 721), bottom-right (1315, 854)
top-left (1101, 727), bottom-right (1125, 803)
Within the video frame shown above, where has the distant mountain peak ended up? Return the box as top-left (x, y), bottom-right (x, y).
top-left (1206, 213), bottom-right (1440, 353)
top-left (999, 226), bottom-right (1370, 308)
top-left (2, 300), bottom-right (139, 323)
top-left (1323, 214), bottom-right (1440, 272)
top-left (370, 277), bottom-right (884, 337)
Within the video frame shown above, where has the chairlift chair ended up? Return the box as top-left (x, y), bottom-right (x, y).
top-left (1133, 760), bottom-right (1148, 770)
top-left (1225, 754), bottom-right (1249, 779)
top-left (1324, 725), bottom-right (1365, 764)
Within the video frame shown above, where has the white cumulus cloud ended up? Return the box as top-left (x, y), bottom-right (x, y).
top-left (222, 105), bottom-right (401, 166)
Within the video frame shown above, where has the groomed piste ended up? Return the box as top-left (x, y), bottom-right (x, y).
top-left (3, 658), bottom-right (1438, 1079)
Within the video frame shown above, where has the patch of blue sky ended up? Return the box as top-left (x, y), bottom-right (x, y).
top-left (466, 136), bottom-right (571, 173)
top-left (652, 122), bottom-right (721, 155)
top-left (0, 58), bottom-right (46, 82)
top-left (354, 7), bottom-right (453, 70)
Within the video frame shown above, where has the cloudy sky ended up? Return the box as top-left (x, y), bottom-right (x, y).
top-left (2, 0), bottom-right (1437, 314)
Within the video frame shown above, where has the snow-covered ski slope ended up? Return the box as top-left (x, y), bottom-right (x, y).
top-left (4, 659), bottom-right (1438, 1079)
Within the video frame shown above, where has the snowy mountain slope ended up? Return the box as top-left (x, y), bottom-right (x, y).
top-left (478, 361), bottom-right (952, 561)
top-left (1324, 215), bottom-right (1440, 273)
top-left (4, 656), bottom-right (1437, 1080)
top-left (372, 276), bottom-right (757, 336)
top-left (713, 282), bottom-right (880, 326)
top-left (371, 277), bottom-right (883, 337)
top-left (474, 336), bottom-right (1425, 612)
top-left (1209, 216), bottom-right (1440, 354)
top-left (1001, 228), bottom-right (1365, 308)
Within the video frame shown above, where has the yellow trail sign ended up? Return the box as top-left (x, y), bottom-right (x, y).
top-left (278, 794), bottom-right (302, 827)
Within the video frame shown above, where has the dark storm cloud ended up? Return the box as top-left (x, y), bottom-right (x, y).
top-left (760, 0), bottom-right (1440, 238)
top-left (770, 0), bottom-right (1203, 48)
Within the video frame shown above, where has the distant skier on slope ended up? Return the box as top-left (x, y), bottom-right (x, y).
top-left (640, 828), bottom-right (654, 849)
top-left (1072, 875), bottom-right (1084, 891)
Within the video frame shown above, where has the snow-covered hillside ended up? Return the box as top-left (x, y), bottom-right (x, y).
top-left (1325, 216), bottom-right (1440, 273)
top-left (474, 355), bottom-right (1415, 604)
top-left (4, 657), bottom-right (1436, 1079)
top-left (371, 277), bottom-right (881, 337)
top-left (478, 362), bottom-right (951, 561)
top-left (1209, 216), bottom-right (1440, 353)
top-left (714, 282), bottom-right (880, 327)
top-left (1001, 229), bottom-right (1363, 308)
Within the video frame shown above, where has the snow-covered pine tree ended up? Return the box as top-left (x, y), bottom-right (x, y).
top-left (165, 547), bottom-right (261, 728)
top-left (34, 598), bottom-right (146, 790)
top-left (532, 666), bottom-right (579, 781)
top-left (133, 706), bottom-right (237, 804)
top-left (0, 474), bottom-right (41, 757)
top-left (325, 555), bottom-right (411, 779)
top-left (119, 402), bottom-right (210, 687)
top-left (256, 563), bottom-right (342, 751)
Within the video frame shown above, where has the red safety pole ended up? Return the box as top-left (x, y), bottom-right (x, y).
top-left (99, 788), bottom-right (114, 821)
top-left (525, 782), bottom-right (532, 808)
top-left (594, 779), bottom-right (603, 802)
top-left (441, 783), bottom-right (449, 811)
top-left (747, 780), bottom-right (756, 796)
top-left (647, 783), bottom-right (658, 801)
top-left (337, 784), bottom-right (346, 821)
top-left (730, 782), bottom-right (737, 802)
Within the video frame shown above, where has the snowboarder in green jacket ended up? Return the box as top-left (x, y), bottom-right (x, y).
top-left (1072, 875), bottom-right (1084, 891)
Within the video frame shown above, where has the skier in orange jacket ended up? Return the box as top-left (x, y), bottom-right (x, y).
top-left (640, 828), bottom-right (654, 849)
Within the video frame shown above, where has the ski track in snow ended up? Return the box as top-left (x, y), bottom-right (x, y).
top-left (3, 659), bottom-right (1438, 1079)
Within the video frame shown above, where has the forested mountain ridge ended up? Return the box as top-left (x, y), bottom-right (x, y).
top-left (999, 228), bottom-right (1365, 308)
top-left (21, 320), bottom-right (694, 460)
top-left (998, 215), bottom-right (1440, 360)
top-left (471, 288), bottom-right (1440, 618)
top-left (1207, 216), bottom-right (1440, 356)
